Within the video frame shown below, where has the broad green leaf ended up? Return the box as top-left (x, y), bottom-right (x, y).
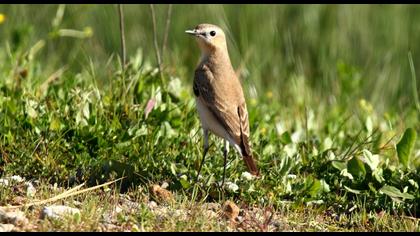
top-left (408, 179), bottom-right (419, 189)
top-left (308, 179), bottom-right (322, 197)
top-left (362, 149), bottom-right (380, 171)
top-left (379, 185), bottom-right (414, 200)
top-left (280, 131), bottom-right (292, 145)
top-left (347, 156), bottom-right (366, 179)
top-left (135, 125), bottom-right (148, 137)
top-left (179, 174), bottom-right (190, 189)
top-left (263, 144), bottom-right (276, 156)
top-left (83, 102), bottom-right (90, 119)
top-left (278, 155), bottom-right (293, 178)
top-left (26, 106), bottom-right (38, 118)
top-left (340, 168), bottom-right (354, 180)
top-left (332, 161), bottom-right (346, 171)
top-left (49, 116), bottom-right (61, 131)
top-left (168, 77), bottom-right (182, 98)
top-left (396, 128), bottom-right (417, 169)
top-left (322, 137), bottom-right (333, 151)
top-left (320, 179), bottom-right (330, 192)
top-left (365, 116), bottom-right (373, 134)
top-left (372, 168), bottom-right (385, 183)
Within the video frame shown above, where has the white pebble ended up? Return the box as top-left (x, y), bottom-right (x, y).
top-left (41, 205), bottom-right (80, 219)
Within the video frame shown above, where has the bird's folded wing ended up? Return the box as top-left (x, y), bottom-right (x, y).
top-left (194, 66), bottom-right (243, 146)
top-left (237, 102), bottom-right (252, 157)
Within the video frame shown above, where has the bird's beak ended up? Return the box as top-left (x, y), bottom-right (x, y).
top-left (185, 29), bottom-right (197, 35)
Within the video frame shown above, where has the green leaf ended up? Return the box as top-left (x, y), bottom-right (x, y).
top-left (83, 102), bottom-right (90, 119)
top-left (347, 156), bottom-right (366, 179)
top-left (135, 125), bottom-right (148, 137)
top-left (49, 116), bottom-right (61, 131)
top-left (344, 186), bottom-right (362, 194)
top-left (263, 144), bottom-right (276, 156)
top-left (396, 128), bottom-right (417, 169)
top-left (372, 168), bottom-right (385, 183)
top-left (320, 179), bottom-right (330, 193)
top-left (179, 176), bottom-right (190, 189)
top-left (280, 131), bottom-right (292, 145)
top-left (170, 163), bottom-right (177, 176)
top-left (379, 185), bottom-right (414, 200)
top-left (332, 160), bottom-right (346, 171)
top-left (308, 178), bottom-right (321, 197)
top-left (278, 155), bottom-right (293, 178)
top-left (362, 149), bottom-right (380, 171)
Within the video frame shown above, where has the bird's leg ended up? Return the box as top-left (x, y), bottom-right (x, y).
top-left (196, 129), bottom-right (209, 183)
top-left (221, 140), bottom-right (229, 187)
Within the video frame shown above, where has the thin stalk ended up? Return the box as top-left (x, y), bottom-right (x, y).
top-left (408, 52), bottom-right (420, 113)
top-left (150, 4), bottom-right (164, 87)
top-left (118, 4), bottom-right (126, 68)
top-left (162, 4), bottom-right (172, 63)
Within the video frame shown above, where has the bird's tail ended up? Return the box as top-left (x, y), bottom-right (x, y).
top-left (242, 155), bottom-right (259, 176)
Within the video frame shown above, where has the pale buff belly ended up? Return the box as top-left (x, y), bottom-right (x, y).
top-left (195, 98), bottom-right (242, 154)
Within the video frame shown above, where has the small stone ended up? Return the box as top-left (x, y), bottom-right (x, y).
top-left (0, 209), bottom-right (28, 226)
top-left (100, 223), bottom-right (118, 231)
top-left (202, 202), bottom-right (220, 211)
top-left (160, 182), bottom-right (169, 189)
top-left (153, 207), bottom-right (168, 219)
top-left (120, 198), bottom-right (140, 210)
top-left (273, 221), bottom-right (282, 228)
top-left (223, 200), bottom-right (240, 221)
top-left (0, 223), bottom-right (14, 232)
top-left (171, 209), bottom-right (183, 218)
top-left (205, 210), bottom-right (218, 219)
top-left (41, 205), bottom-right (80, 220)
top-left (147, 201), bottom-right (158, 209)
top-left (12, 196), bottom-right (26, 205)
top-left (149, 184), bottom-right (174, 203)
top-left (115, 206), bottom-right (123, 214)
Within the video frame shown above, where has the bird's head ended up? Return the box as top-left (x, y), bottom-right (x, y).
top-left (185, 23), bottom-right (227, 54)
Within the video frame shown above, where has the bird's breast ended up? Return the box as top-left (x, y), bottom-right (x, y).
top-left (195, 98), bottom-right (230, 140)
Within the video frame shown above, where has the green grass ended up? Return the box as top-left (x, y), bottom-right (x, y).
top-left (0, 4), bottom-right (419, 232)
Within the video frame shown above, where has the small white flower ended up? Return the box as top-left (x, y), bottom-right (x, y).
top-left (284, 144), bottom-right (297, 157)
top-left (225, 182), bottom-right (239, 192)
top-left (275, 122), bottom-right (285, 135)
top-left (25, 182), bottom-right (37, 197)
top-left (291, 130), bottom-right (301, 143)
top-left (287, 174), bottom-right (297, 179)
top-left (241, 172), bottom-right (254, 181)
top-left (0, 178), bottom-right (9, 186)
top-left (10, 175), bottom-right (24, 183)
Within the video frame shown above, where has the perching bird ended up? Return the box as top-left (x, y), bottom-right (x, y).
top-left (185, 23), bottom-right (259, 185)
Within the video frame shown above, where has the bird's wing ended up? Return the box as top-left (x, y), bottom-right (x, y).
top-left (237, 101), bottom-right (252, 157)
top-left (193, 65), bottom-right (243, 148)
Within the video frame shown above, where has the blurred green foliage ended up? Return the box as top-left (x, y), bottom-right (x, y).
top-left (1, 4), bottom-right (420, 111)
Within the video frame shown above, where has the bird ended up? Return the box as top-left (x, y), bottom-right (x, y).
top-left (185, 23), bottom-right (260, 186)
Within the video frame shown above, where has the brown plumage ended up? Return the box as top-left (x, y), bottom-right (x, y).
top-left (186, 23), bottom-right (259, 180)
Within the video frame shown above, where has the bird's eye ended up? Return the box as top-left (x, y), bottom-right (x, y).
top-left (210, 31), bottom-right (216, 37)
